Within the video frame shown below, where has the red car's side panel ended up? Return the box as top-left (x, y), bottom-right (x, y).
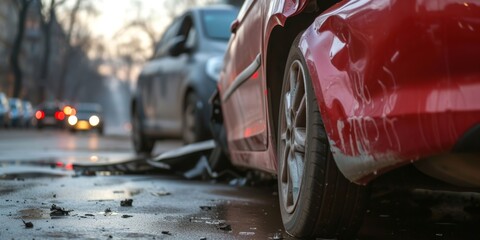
top-left (300, 0), bottom-right (480, 183)
top-left (219, 0), bottom-right (309, 172)
top-left (220, 0), bottom-right (268, 153)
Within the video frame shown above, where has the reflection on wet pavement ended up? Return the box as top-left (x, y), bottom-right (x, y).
top-left (1, 130), bottom-right (480, 239)
top-left (359, 189), bottom-right (480, 239)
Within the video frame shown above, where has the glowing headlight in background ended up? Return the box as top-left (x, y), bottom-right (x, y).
top-left (68, 115), bottom-right (78, 126)
top-left (89, 115), bottom-right (100, 126)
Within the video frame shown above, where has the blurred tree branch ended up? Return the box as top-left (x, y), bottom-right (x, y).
top-left (56, 0), bottom-right (97, 101)
top-left (10, 0), bottom-right (33, 98)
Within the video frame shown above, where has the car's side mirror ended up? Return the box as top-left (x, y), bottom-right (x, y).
top-left (168, 36), bottom-right (187, 57)
top-left (230, 19), bottom-right (239, 34)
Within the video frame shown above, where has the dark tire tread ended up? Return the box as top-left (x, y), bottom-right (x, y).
top-left (278, 32), bottom-right (368, 239)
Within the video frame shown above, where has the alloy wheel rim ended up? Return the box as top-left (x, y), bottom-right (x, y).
top-left (280, 60), bottom-right (307, 214)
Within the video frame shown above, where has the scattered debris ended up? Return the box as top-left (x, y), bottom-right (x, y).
top-left (199, 206), bottom-right (214, 211)
top-left (183, 156), bottom-right (215, 179)
top-left (272, 232), bottom-right (283, 240)
top-left (239, 232), bottom-right (255, 236)
top-left (53, 194), bottom-right (56, 198)
top-left (120, 199), bottom-right (133, 207)
top-left (200, 237), bottom-right (207, 240)
top-left (50, 204), bottom-right (73, 216)
top-left (229, 177), bottom-right (248, 186)
top-left (153, 191), bottom-right (171, 197)
top-left (22, 220), bottom-right (33, 228)
top-left (161, 231), bottom-right (172, 235)
top-left (85, 214), bottom-right (95, 217)
top-left (216, 223), bottom-right (232, 231)
top-left (122, 215), bottom-right (133, 218)
top-left (104, 208), bottom-right (112, 215)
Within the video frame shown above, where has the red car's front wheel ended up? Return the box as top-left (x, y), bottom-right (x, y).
top-left (277, 33), bottom-right (368, 239)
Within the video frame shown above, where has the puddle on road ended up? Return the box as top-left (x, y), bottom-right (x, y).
top-left (0, 160), bottom-right (73, 180)
top-left (182, 196), bottom-right (289, 239)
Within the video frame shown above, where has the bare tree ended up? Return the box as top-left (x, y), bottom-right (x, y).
top-left (39, 0), bottom-right (66, 102)
top-left (116, 36), bottom-right (146, 81)
top-left (10, 0), bottom-right (33, 98)
top-left (55, 0), bottom-right (97, 101)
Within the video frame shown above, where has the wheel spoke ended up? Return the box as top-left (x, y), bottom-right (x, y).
top-left (288, 151), bottom-right (301, 202)
top-left (281, 131), bottom-right (287, 141)
top-left (294, 95), bottom-right (306, 127)
top-left (280, 142), bottom-right (290, 183)
top-left (292, 70), bottom-right (305, 111)
top-left (284, 92), bottom-right (292, 128)
top-left (289, 65), bottom-right (297, 93)
top-left (293, 127), bottom-right (306, 153)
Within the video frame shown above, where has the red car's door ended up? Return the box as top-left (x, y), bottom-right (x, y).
top-left (220, 0), bottom-right (269, 152)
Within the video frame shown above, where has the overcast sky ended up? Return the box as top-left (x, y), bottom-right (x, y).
top-left (90, 0), bottom-right (168, 40)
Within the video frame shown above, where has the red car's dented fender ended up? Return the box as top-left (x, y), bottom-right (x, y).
top-left (300, 0), bottom-right (480, 184)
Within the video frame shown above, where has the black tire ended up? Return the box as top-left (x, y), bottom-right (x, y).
top-left (277, 33), bottom-right (368, 239)
top-left (132, 106), bottom-right (154, 155)
top-left (208, 89), bottom-right (233, 172)
top-left (182, 92), bottom-right (207, 144)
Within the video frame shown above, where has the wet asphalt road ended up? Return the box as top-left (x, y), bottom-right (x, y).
top-left (1, 129), bottom-right (480, 239)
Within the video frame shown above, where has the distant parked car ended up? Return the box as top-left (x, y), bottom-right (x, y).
top-left (131, 5), bottom-right (238, 154)
top-left (8, 98), bottom-right (24, 127)
top-left (22, 101), bottom-right (34, 127)
top-left (67, 103), bottom-right (104, 134)
top-left (0, 92), bottom-right (10, 128)
top-left (35, 102), bottom-right (66, 129)
top-left (214, 0), bottom-right (480, 238)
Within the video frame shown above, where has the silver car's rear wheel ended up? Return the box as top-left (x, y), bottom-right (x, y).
top-left (182, 93), bottom-right (198, 144)
top-left (132, 106), bottom-right (154, 154)
top-left (277, 33), bottom-right (368, 239)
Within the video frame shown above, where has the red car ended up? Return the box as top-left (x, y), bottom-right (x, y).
top-left (216, 0), bottom-right (480, 238)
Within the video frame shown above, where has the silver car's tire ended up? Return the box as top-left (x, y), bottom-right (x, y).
top-left (132, 106), bottom-right (154, 155)
top-left (182, 92), bottom-right (207, 144)
top-left (277, 33), bottom-right (368, 239)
